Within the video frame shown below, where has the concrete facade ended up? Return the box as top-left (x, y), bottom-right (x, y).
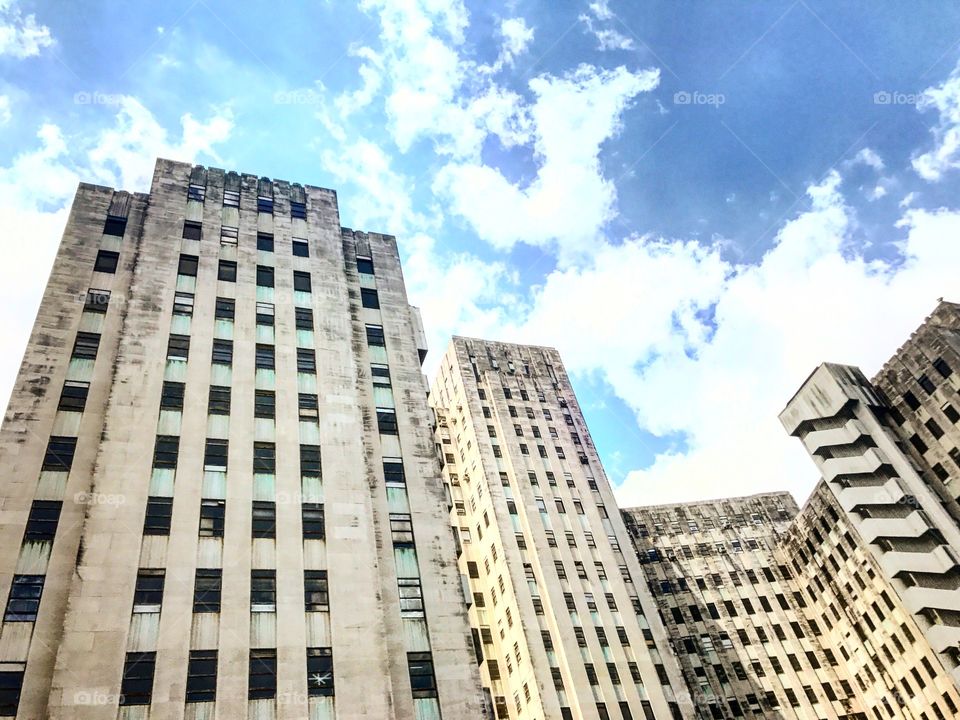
top-left (623, 493), bottom-right (865, 720)
top-left (0, 159), bottom-right (486, 719)
top-left (429, 337), bottom-right (687, 720)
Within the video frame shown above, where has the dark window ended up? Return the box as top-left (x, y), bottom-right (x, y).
top-left (372, 365), bottom-right (391, 386)
top-left (356, 257), bottom-right (374, 274)
top-left (249, 650), bottom-right (277, 700)
top-left (307, 648), bottom-right (334, 696)
top-left (208, 386), bottom-right (231, 415)
top-left (360, 288), bottom-right (379, 309)
top-left (256, 344), bottom-right (275, 370)
top-left (218, 260), bottom-right (237, 282)
top-left (910, 434), bottom-right (928, 454)
top-left (119, 652), bottom-right (155, 706)
top-left (4, 575), bottom-right (44, 622)
top-left (160, 381), bottom-right (185, 410)
top-left (199, 499), bottom-right (225, 537)
top-left (153, 436), bottom-right (179, 469)
top-left (903, 391), bottom-right (921, 410)
top-left (182, 222), bottom-right (202, 241)
top-left (305, 570), bottom-right (329, 611)
top-left (193, 569), bottom-right (221, 612)
top-left (366, 324), bottom-right (385, 346)
top-left (215, 298), bottom-right (235, 320)
top-left (290, 201), bottom-right (307, 219)
top-left (143, 497), bottom-right (173, 536)
top-left (257, 233), bottom-right (274, 252)
top-left (257, 196), bottom-right (274, 214)
top-left (211, 339), bottom-right (233, 365)
top-left (0, 666), bottom-right (24, 717)
top-left (926, 418), bottom-right (945, 439)
top-left (133, 570), bottom-right (164, 609)
top-left (408, 652), bottom-right (438, 698)
top-left (252, 501), bottom-right (276, 538)
top-left (24, 500), bottom-right (61, 542)
top-left (299, 393), bottom-right (319, 420)
top-left (919, 375), bottom-right (937, 394)
top-left (254, 443), bottom-right (276, 473)
top-left (297, 348), bottom-right (317, 373)
top-left (72, 332), bottom-right (101, 360)
top-left (204, 439), bottom-right (228, 470)
top-left (167, 334), bottom-right (190, 360)
top-left (292, 240), bottom-right (309, 257)
top-left (42, 436), bottom-right (77, 471)
top-left (84, 289), bottom-right (110, 313)
top-left (94, 250), bottom-right (119, 273)
top-left (257, 265), bottom-right (275, 288)
top-left (173, 292), bottom-right (194, 316)
top-left (944, 403), bottom-right (960, 423)
top-left (303, 503), bottom-right (325, 539)
top-left (256, 302), bottom-right (275, 326)
top-left (254, 391), bottom-right (275, 419)
top-left (187, 184), bottom-right (205, 202)
top-left (186, 650), bottom-right (217, 703)
top-left (301, 445), bottom-right (321, 477)
top-left (934, 357), bottom-right (953, 378)
top-left (383, 460), bottom-right (405, 485)
top-left (103, 215), bottom-right (127, 236)
top-left (58, 381), bottom-right (89, 411)
top-left (295, 307), bottom-right (314, 330)
top-left (377, 409), bottom-right (398, 434)
top-left (293, 271), bottom-right (312, 293)
top-left (251, 570), bottom-right (276, 609)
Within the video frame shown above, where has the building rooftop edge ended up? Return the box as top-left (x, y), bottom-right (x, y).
top-left (621, 490), bottom-right (798, 514)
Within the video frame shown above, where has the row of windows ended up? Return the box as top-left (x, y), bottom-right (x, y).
top-left (143, 496), bottom-right (323, 539)
top-left (165, 335), bottom-right (318, 373)
top-left (186, 183), bottom-right (307, 219)
top-left (152, 436), bottom-right (321, 475)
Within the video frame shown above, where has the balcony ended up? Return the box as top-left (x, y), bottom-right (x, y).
top-left (837, 478), bottom-right (907, 513)
top-left (900, 585), bottom-right (960, 615)
top-left (803, 418), bottom-right (868, 455)
top-left (879, 545), bottom-right (959, 578)
top-left (925, 624), bottom-right (960, 654)
top-left (858, 510), bottom-right (930, 544)
top-left (821, 447), bottom-right (890, 484)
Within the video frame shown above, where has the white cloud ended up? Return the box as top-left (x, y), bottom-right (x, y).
top-left (579, 0), bottom-right (635, 51)
top-left (478, 17), bottom-right (534, 74)
top-left (899, 191), bottom-right (917, 207)
top-left (434, 64), bottom-right (659, 259)
top-left (333, 45), bottom-right (384, 118)
top-left (0, 0), bottom-right (53, 57)
top-left (913, 58), bottom-right (960, 181)
top-left (868, 184), bottom-right (887, 200)
top-left (0, 94), bottom-right (9, 124)
top-left (851, 146), bottom-right (884, 171)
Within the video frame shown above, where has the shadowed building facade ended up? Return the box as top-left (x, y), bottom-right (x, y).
top-left (0, 159), bottom-right (486, 719)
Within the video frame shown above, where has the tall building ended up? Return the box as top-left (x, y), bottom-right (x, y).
top-left (623, 493), bottom-right (865, 720)
top-left (0, 159), bottom-right (486, 719)
top-left (429, 337), bottom-right (687, 720)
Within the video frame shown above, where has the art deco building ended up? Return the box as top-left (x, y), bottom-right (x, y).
top-left (429, 338), bottom-right (687, 720)
top-left (623, 493), bottom-right (866, 720)
top-left (0, 159), bottom-right (486, 719)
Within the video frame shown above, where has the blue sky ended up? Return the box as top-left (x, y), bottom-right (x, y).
top-left (3, 0), bottom-right (960, 506)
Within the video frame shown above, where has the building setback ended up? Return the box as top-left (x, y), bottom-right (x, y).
top-left (429, 337), bottom-right (687, 720)
top-left (623, 493), bottom-right (866, 720)
top-left (0, 159), bottom-right (486, 719)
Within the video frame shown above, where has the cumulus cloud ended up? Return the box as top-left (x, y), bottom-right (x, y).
top-left (0, 0), bottom-right (53, 57)
top-left (478, 17), bottom-right (534, 74)
top-left (913, 58), bottom-right (960, 181)
top-left (850, 146), bottom-right (884, 171)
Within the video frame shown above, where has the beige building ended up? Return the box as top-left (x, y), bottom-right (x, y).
top-left (0, 159), bottom-right (486, 719)
top-left (623, 493), bottom-right (865, 720)
top-left (429, 337), bottom-right (687, 720)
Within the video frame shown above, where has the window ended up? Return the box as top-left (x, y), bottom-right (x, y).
top-left (360, 288), bottom-right (380, 308)
top-left (133, 570), bottom-right (164, 612)
top-left (218, 260), bottom-right (237, 282)
top-left (934, 357), bottom-right (953, 378)
top-left (166, 334), bottom-right (189, 361)
top-left (926, 418), bottom-right (945, 439)
top-left (251, 570), bottom-right (276, 611)
top-left (204, 439), bottom-right (228, 471)
top-left (42, 436), bottom-right (76, 471)
top-left (215, 297), bottom-right (235, 320)
top-left (182, 222), bottom-right (202, 241)
top-left (220, 226), bottom-right (238, 246)
top-left (186, 650), bottom-right (217, 703)
top-left (357, 257), bottom-right (374, 274)
top-left (294, 307), bottom-right (314, 330)
top-left (290, 201), bottom-right (307, 219)
top-left (257, 196), bottom-right (274, 214)
top-left (223, 189), bottom-right (240, 207)
top-left (94, 250), bottom-right (119, 273)
top-left (297, 348), bottom-right (317, 373)
top-left (366, 324), bottom-right (385, 346)
top-left (919, 374), bottom-right (937, 394)
top-left (257, 265), bottom-right (275, 288)
top-left (208, 386), bottom-right (231, 415)
top-left (119, 652), bottom-right (155, 706)
top-left (254, 391), bottom-right (275, 418)
top-left (254, 443), bottom-right (276, 474)
top-left (256, 302), bottom-right (275, 326)
top-left (211, 339), bottom-right (233, 365)
top-left (299, 393), bottom-right (319, 421)
top-left (252, 501), bottom-right (276, 538)
top-left (305, 570), bottom-right (329, 611)
top-left (153, 435), bottom-right (179, 469)
top-left (292, 240), bottom-right (309, 257)
top-left (160, 381), bottom-right (185, 410)
top-left (199, 499), bottom-right (225, 537)
top-left (399, 577), bottom-right (424, 616)
top-left (383, 459), bottom-right (405, 485)
top-left (307, 648), bottom-right (334, 696)
top-left (174, 291), bottom-right (194, 315)
top-left (58, 381), bottom-right (89, 411)
top-left (255, 344), bottom-right (275, 370)
top-left (294, 271), bottom-right (312, 293)
top-left (0, 665), bottom-right (24, 717)
top-left (303, 503), bottom-right (325, 539)
top-left (378, 408), bottom-right (398, 434)
top-left (187, 183), bottom-right (206, 202)
top-left (372, 365), bottom-right (391, 387)
top-left (3, 575), bottom-right (44, 622)
top-left (248, 649), bottom-right (277, 699)
top-left (144, 497), bottom-right (173, 536)
top-left (193, 569), bottom-right (221, 612)
top-left (84, 289), bottom-right (110, 313)
top-left (103, 215), bottom-right (127, 236)
top-left (257, 233), bottom-right (274, 252)
top-left (408, 652), bottom-right (438, 698)
top-left (72, 332), bottom-right (101, 360)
